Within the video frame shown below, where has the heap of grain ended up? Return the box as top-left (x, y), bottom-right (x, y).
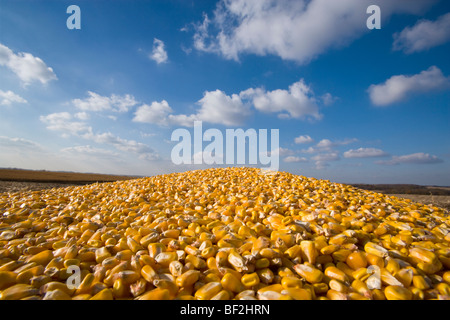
top-left (0, 167), bottom-right (449, 300)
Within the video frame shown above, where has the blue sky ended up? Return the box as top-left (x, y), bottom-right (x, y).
top-left (0, 0), bottom-right (449, 185)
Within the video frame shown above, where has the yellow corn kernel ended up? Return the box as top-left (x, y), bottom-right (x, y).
top-left (256, 268), bottom-right (274, 284)
top-left (365, 253), bottom-right (384, 268)
top-left (284, 245), bottom-right (302, 259)
top-left (345, 251), bottom-right (367, 270)
top-left (221, 272), bottom-right (244, 293)
top-left (300, 241), bottom-right (317, 264)
top-left (293, 263), bottom-right (324, 284)
top-left (281, 276), bottom-right (303, 289)
top-left (155, 252), bottom-right (178, 267)
top-left (395, 268), bottom-right (414, 287)
top-left (140, 264), bottom-right (158, 283)
top-left (88, 288), bottom-right (113, 300)
top-left (312, 282), bottom-right (329, 295)
top-left (436, 283), bottom-right (450, 296)
top-left (384, 285), bottom-right (412, 300)
top-left (176, 270), bottom-right (200, 287)
top-left (326, 289), bottom-right (348, 300)
top-left (195, 282), bottom-right (223, 300)
top-left (282, 287), bottom-right (312, 300)
top-left (95, 247), bottom-right (111, 264)
top-left (351, 279), bottom-right (372, 299)
top-left (113, 270), bottom-right (140, 285)
top-left (241, 272), bottom-right (260, 287)
top-left (370, 289), bottom-right (385, 300)
top-left (443, 271), bottom-right (450, 284)
top-left (210, 289), bottom-right (230, 300)
top-left (409, 247), bottom-right (438, 264)
top-left (26, 250), bottom-right (53, 266)
top-left (16, 265), bottom-right (44, 284)
top-left (153, 279), bottom-right (178, 297)
top-left (364, 242), bottom-right (388, 258)
top-left (412, 275), bottom-right (431, 290)
top-left (42, 289), bottom-right (72, 300)
top-left (127, 237), bottom-right (143, 253)
top-left (320, 244), bottom-right (339, 255)
top-left (332, 249), bottom-right (352, 262)
top-left (0, 284), bottom-right (39, 300)
top-left (324, 266), bottom-right (349, 283)
top-left (385, 258), bottom-right (401, 275)
top-left (227, 250), bottom-right (247, 272)
top-left (75, 273), bottom-right (95, 295)
top-left (329, 279), bottom-right (348, 293)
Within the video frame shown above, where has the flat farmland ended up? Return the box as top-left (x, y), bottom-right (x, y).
top-left (0, 168), bottom-right (140, 193)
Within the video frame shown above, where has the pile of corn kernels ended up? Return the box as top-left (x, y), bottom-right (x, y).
top-left (0, 167), bottom-right (449, 300)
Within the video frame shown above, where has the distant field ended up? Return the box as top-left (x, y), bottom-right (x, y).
top-left (0, 168), bottom-right (449, 210)
top-left (0, 168), bottom-right (140, 193)
top-left (0, 168), bottom-right (140, 183)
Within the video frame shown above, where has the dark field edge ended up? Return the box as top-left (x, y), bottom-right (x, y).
top-left (351, 184), bottom-right (450, 196)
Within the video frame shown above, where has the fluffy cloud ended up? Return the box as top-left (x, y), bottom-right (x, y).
top-left (393, 13), bottom-right (450, 53)
top-left (343, 147), bottom-right (388, 158)
top-left (303, 138), bottom-right (357, 154)
top-left (133, 91), bottom-right (250, 127)
top-left (284, 156), bottom-right (308, 163)
top-left (61, 145), bottom-right (119, 158)
top-left (0, 43), bottom-right (57, 85)
top-left (311, 152), bottom-right (340, 169)
top-left (0, 90), bottom-right (27, 106)
top-left (133, 100), bottom-right (173, 126)
top-left (295, 135), bottom-right (313, 144)
top-left (194, 89), bottom-right (250, 126)
top-left (0, 136), bottom-right (43, 151)
top-left (377, 152), bottom-right (443, 165)
top-left (192, 0), bottom-right (433, 63)
top-left (241, 79), bottom-right (323, 120)
top-left (368, 66), bottom-right (450, 106)
top-left (150, 38), bottom-right (168, 64)
top-left (40, 112), bottom-right (159, 160)
top-left (134, 79), bottom-right (326, 127)
top-left (40, 112), bottom-right (91, 137)
top-left (72, 91), bottom-right (138, 112)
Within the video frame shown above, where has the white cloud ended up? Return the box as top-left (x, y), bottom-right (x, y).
top-left (40, 112), bottom-right (91, 137)
top-left (150, 38), bottom-right (168, 64)
top-left (194, 89), bottom-right (250, 126)
top-left (393, 13), bottom-right (450, 53)
top-left (134, 79), bottom-right (327, 127)
top-left (311, 151), bottom-right (340, 169)
top-left (241, 79), bottom-right (322, 120)
top-left (377, 152), bottom-right (443, 165)
top-left (294, 135), bottom-right (313, 144)
top-left (312, 152), bottom-right (340, 162)
top-left (368, 66), bottom-right (450, 106)
top-left (0, 43), bottom-right (57, 85)
top-left (284, 156), bottom-right (308, 163)
top-left (321, 93), bottom-right (338, 106)
top-left (343, 147), bottom-right (388, 158)
top-left (192, 0), bottom-right (433, 64)
top-left (134, 90), bottom-right (250, 127)
top-left (40, 112), bottom-right (159, 161)
top-left (74, 112), bottom-right (90, 120)
top-left (303, 138), bottom-right (357, 154)
top-left (0, 89), bottom-right (27, 106)
top-left (83, 131), bottom-right (159, 160)
top-left (0, 136), bottom-right (44, 151)
top-left (72, 91), bottom-right (138, 112)
top-left (133, 100), bottom-right (173, 126)
top-left (61, 145), bottom-right (119, 158)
